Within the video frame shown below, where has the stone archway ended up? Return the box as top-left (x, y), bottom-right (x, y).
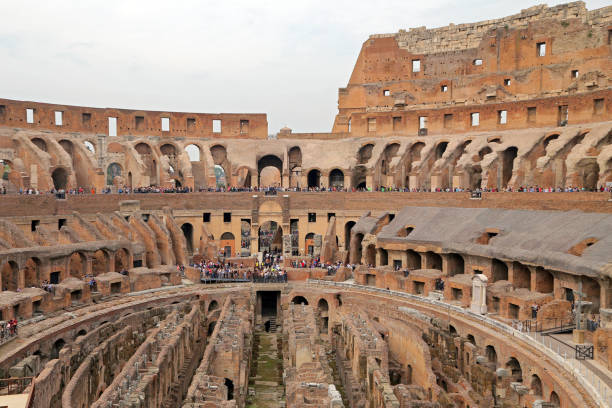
top-left (69, 252), bottom-right (87, 278)
top-left (51, 167), bottom-right (69, 190)
top-left (1, 260), bottom-right (19, 291)
top-left (259, 221), bottom-right (283, 255)
top-left (258, 155), bottom-right (283, 188)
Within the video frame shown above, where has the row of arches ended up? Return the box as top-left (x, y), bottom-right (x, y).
top-left (1, 248), bottom-right (131, 291)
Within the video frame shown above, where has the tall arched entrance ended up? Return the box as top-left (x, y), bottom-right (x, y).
top-left (258, 155), bottom-right (283, 188)
top-left (258, 221), bottom-right (283, 255)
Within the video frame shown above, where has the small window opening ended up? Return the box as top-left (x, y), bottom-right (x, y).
top-left (537, 42), bottom-right (546, 57)
top-left (308, 212), bottom-right (316, 222)
top-left (223, 212), bottom-right (231, 223)
top-left (161, 117), bottom-right (170, 132)
top-left (419, 116), bottom-right (427, 129)
top-left (527, 107), bottom-right (537, 123)
top-left (135, 116), bottom-right (144, 130)
top-left (108, 117), bottom-right (117, 136)
top-left (473, 59), bottom-right (483, 66)
top-left (212, 119), bottom-right (222, 133)
top-left (58, 218), bottom-right (66, 229)
top-left (31, 220), bottom-right (40, 232)
top-left (240, 119), bottom-right (249, 134)
top-left (498, 110), bottom-right (507, 124)
top-left (327, 212), bottom-right (335, 221)
top-left (571, 70), bottom-right (579, 79)
top-left (367, 118), bottom-right (376, 132)
top-left (441, 85), bottom-right (448, 92)
top-left (26, 108), bottom-right (34, 124)
top-left (412, 59), bottom-right (421, 72)
top-left (383, 89), bottom-right (390, 96)
top-left (187, 118), bottom-right (196, 130)
top-left (594, 98), bottom-right (604, 116)
top-left (203, 212), bottom-right (211, 222)
top-left (503, 78), bottom-right (511, 86)
top-left (82, 113), bottom-right (91, 126)
top-left (471, 112), bottom-right (480, 127)
top-left (54, 111), bottom-right (63, 126)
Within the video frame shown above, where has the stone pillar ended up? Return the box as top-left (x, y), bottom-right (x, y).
top-left (366, 174), bottom-right (373, 191)
top-left (321, 172), bottom-right (329, 188)
top-left (408, 175), bottom-right (418, 191)
top-left (452, 174), bottom-right (462, 190)
top-left (470, 274), bottom-right (488, 314)
top-left (344, 172), bottom-right (352, 190)
top-left (430, 174), bottom-right (441, 191)
top-left (30, 164), bottom-right (38, 189)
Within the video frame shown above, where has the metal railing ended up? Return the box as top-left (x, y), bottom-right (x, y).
top-left (0, 377), bottom-right (33, 395)
top-left (307, 279), bottom-right (609, 408)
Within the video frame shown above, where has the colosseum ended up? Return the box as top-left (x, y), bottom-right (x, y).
top-left (0, 2), bottom-right (611, 407)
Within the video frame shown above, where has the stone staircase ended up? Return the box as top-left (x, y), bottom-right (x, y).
top-left (268, 317), bottom-right (277, 333)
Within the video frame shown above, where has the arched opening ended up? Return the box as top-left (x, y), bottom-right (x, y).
top-left (288, 146), bottom-right (302, 188)
top-left (446, 253), bottom-right (464, 276)
top-left (531, 374), bottom-right (543, 397)
top-left (31, 137), bottom-right (48, 152)
top-left (307, 169), bottom-right (321, 188)
top-left (207, 321), bottom-right (216, 336)
top-left (208, 300), bottom-right (219, 312)
top-left (435, 142), bottom-right (448, 160)
top-left (259, 221), bottom-right (282, 255)
top-left (543, 134), bottom-right (560, 149)
top-left (578, 160), bottom-right (600, 191)
top-left (51, 338), bottom-right (66, 359)
top-left (344, 221), bottom-right (356, 251)
top-left (505, 357), bottom-right (523, 382)
top-left (181, 223), bottom-right (194, 253)
top-left (477, 146), bottom-right (492, 162)
top-left (92, 249), bottom-right (109, 276)
top-left (501, 146), bottom-right (518, 188)
top-left (69, 252), bottom-right (87, 278)
top-left (114, 248), bottom-right (130, 272)
top-left (550, 391), bottom-right (560, 406)
top-left (380, 143), bottom-right (400, 176)
top-left (357, 144), bottom-right (374, 164)
top-left (512, 262), bottom-right (531, 289)
top-left (583, 276), bottom-right (601, 311)
top-left (352, 165), bottom-right (367, 189)
top-left (351, 233), bottom-right (364, 264)
top-left (449, 325), bottom-right (458, 336)
top-left (1, 261), bottom-right (19, 291)
top-left (257, 155), bottom-right (283, 188)
top-left (51, 167), bottom-right (68, 190)
top-left (378, 248), bottom-right (388, 266)
top-left (224, 378), bottom-right (234, 400)
top-left (492, 259), bottom-right (508, 282)
top-left (535, 267), bottom-right (554, 293)
top-left (76, 329), bottom-right (87, 338)
top-left (160, 143), bottom-right (176, 157)
top-left (135, 142), bottom-right (157, 186)
top-left (329, 169), bottom-right (344, 189)
top-left (58, 139), bottom-right (73, 157)
top-left (365, 244), bottom-right (376, 266)
top-left (466, 334), bottom-right (476, 345)
top-left (220, 232), bottom-right (235, 258)
top-left (214, 165), bottom-right (226, 188)
top-left (318, 298), bottom-right (329, 331)
top-left (291, 296), bottom-right (308, 305)
top-left (305, 232), bottom-right (315, 256)
top-left (425, 251), bottom-right (442, 270)
top-left (406, 250), bottom-right (421, 270)
top-left (84, 141), bottom-right (96, 154)
top-left (106, 163), bottom-right (123, 186)
top-left (23, 258), bottom-right (41, 288)
top-left (468, 165), bottom-right (482, 190)
top-left (485, 345), bottom-right (497, 365)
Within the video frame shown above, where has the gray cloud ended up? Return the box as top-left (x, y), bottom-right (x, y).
top-left (0, 0), bottom-right (608, 133)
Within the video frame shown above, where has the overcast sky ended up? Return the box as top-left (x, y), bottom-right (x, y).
top-left (0, 1), bottom-right (607, 134)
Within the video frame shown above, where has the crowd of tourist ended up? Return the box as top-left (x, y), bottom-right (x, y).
top-left (2, 183), bottom-right (610, 196)
top-left (193, 254), bottom-right (288, 283)
top-left (0, 319), bottom-right (18, 343)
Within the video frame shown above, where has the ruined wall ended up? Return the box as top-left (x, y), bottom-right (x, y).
top-left (333, 2), bottom-right (612, 136)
